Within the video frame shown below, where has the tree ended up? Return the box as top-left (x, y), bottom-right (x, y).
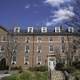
top-left (66, 36), bottom-right (80, 67)
top-left (5, 35), bottom-right (17, 72)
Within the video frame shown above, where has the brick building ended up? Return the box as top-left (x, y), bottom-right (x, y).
top-left (0, 26), bottom-right (80, 69)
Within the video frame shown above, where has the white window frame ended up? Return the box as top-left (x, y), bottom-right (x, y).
top-left (49, 37), bottom-right (53, 43)
top-left (25, 37), bottom-right (30, 43)
top-left (68, 27), bottom-right (74, 33)
top-left (0, 46), bottom-right (4, 52)
top-left (37, 36), bottom-right (42, 43)
top-left (24, 56), bottom-right (29, 65)
top-left (11, 49), bottom-right (17, 64)
top-left (41, 27), bottom-right (47, 33)
top-left (28, 27), bottom-right (33, 33)
top-left (37, 45), bottom-right (42, 53)
top-left (55, 27), bottom-right (61, 32)
top-left (14, 27), bottom-right (20, 33)
top-left (36, 56), bottom-right (42, 65)
top-left (49, 45), bottom-right (54, 53)
top-left (25, 45), bottom-right (30, 53)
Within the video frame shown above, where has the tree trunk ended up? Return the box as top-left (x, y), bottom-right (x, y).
top-left (8, 63), bottom-right (11, 73)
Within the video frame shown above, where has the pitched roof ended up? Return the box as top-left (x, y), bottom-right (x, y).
top-left (0, 26), bottom-right (8, 32)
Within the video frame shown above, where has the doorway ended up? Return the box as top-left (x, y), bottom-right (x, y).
top-left (48, 57), bottom-right (56, 71)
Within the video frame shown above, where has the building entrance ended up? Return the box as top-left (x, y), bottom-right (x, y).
top-left (48, 57), bottom-right (56, 71)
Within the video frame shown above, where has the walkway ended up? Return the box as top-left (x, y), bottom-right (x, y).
top-left (0, 74), bottom-right (11, 79)
top-left (51, 70), bottom-right (65, 80)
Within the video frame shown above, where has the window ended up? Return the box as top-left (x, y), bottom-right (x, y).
top-left (24, 56), bottom-right (29, 65)
top-left (37, 37), bottom-right (42, 43)
top-left (12, 49), bottom-right (17, 64)
top-left (55, 27), bottom-right (61, 32)
top-left (0, 46), bottom-right (4, 52)
top-left (68, 27), bottom-right (74, 33)
top-left (14, 27), bottom-right (20, 33)
top-left (61, 37), bottom-right (65, 53)
top-left (49, 37), bottom-right (53, 42)
top-left (37, 56), bottom-right (42, 65)
top-left (61, 37), bottom-right (64, 43)
top-left (41, 27), bottom-right (47, 33)
top-left (37, 45), bottom-right (41, 53)
top-left (25, 45), bottom-right (30, 53)
top-left (24, 45), bottom-right (30, 65)
top-left (1, 36), bottom-right (6, 41)
top-left (62, 44), bottom-right (65, 53)
top-left (0, 46), bottom-right (4, 58)
top-left (49, 45), bottom-right (54, 52)
top-left (25, 37), bottom-right (30, 43)
top-left (28, 27), bottom-right (33, 33)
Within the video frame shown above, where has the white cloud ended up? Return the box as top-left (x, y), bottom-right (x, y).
top-left (25, 4), bottom-right (30, 9)
top-left (44, 0), bottom-right (72, 6)
top-left (44, 0), bottom-right (74, 26)
top-left (46, 8), bottom-right (75, 26)
top-left (53, 8), bottom-right (75, 19)
top-left (44, 0), bottom-right (64, 6)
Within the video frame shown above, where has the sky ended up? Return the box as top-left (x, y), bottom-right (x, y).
top-left (0, 0), bottom-right (80, 29)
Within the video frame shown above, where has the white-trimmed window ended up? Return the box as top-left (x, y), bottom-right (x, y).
top-left (25, 45), bottom-right (30, 53)
top-left (1, 36), bottom-right (6, 42)
top-left (49, 37), bottom-right (53, 42)
top-left (0, 46), bottom-right (4, 58)
top-left (0, 46), bottom-right (4, 52)
top-left (37, 56), bottom-right (42, 65)
top-left (24, 55), bottom-right (29, 65)
top-left (37, 36), bottom-right (42, 43)
top-left (24, 45), bottom-right (30, 65)
top-left (28, 27), bottom-right (33, 33)
top-left (12, 49), bottom-right (17, 64)
top-left (14, 27), bottom-right (20, 33)
top-left (41, 27), bottom-right (47, 33)
top-left (55, 27), bottom-right (61, 32)
top-left (25, 37), bottom-right (30, 43)
top-left (68, 27), bottom-right (74, 33)
top-left (49, 45), bottom-right (54, 52)
top-left (37, 45), bottom-right (42, 53)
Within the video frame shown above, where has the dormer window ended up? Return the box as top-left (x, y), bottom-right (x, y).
top-left (55, 27), bottom-right (61, 32)
top-left (14, 27), bottom-right (20, 33)
top-left (68, 27), bottom-right (74, 33)
top-left (41, 27), bottom-right (47, 33)
top-left (28, 27), bottom-right (33, 33)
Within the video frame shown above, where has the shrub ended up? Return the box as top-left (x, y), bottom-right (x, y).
top-left (28, 66), bottom-right (48, 72)
top-left (11, 66), bottom-right (19, 70)
top-left (63, 66), bottom-right (75, 73)
top-left (18, 66), bottom-right (23, 73)
top-left (72, 61), bottom-right (80, 69)
top-left (55, 63), bottom-right (64, 70)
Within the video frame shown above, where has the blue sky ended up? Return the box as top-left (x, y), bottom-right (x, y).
top-left (0, 0), bottom-right (79, 28)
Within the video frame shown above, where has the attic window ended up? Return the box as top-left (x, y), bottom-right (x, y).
top-left (14, 27), bottom-right (20, 33)
top-left (68, 27), bottom-right (74, 33)
top-left (41, 27), bottom-right (47, 33)
top-left (55, 27), bottom-right (61, 32)
top-left (28, 27), bottom-right (33, 33)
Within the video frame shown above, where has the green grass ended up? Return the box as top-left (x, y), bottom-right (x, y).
top-left (2, 71), bottom-right (48, 80)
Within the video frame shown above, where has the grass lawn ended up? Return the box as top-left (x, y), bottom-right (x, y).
top-left (1, 71), bottom-right (48, 80)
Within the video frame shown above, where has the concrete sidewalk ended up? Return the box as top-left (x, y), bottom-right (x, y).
top-left (0, 74), bottom-right (11, 79)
